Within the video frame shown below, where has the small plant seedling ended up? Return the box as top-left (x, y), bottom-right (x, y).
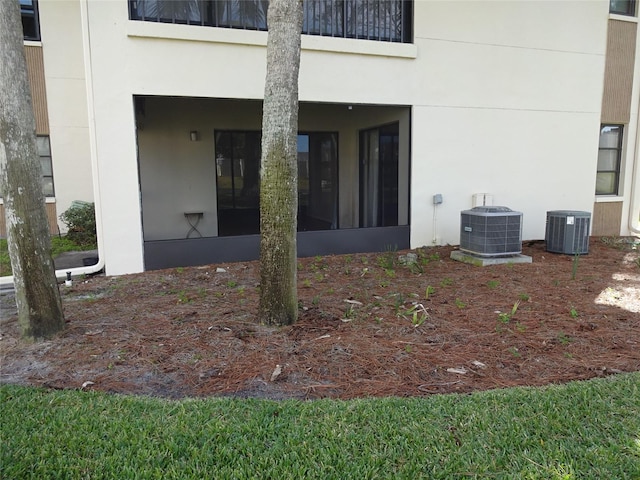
top-left (311, 296), bottom-right (320, 306)
top-left (425, 285), bottom-right (436, 300)
top-left (377, 249), bottom-right (396, 270)
top-left (398, 303), bottom-right (429, 327)
top-left (570, 307), bottom-right (578, 318)
top-left (519, 293), bottom-right (530, 302)
top-left (557, 333), bottom-right (571, 345)
top-left (176, 290), bottom-right (190, 304)
top-left (175, 267), bottom-right (184, 274)
top-left (303, 279), bottom-right (312, 288)
top-left (487, 280), bottom-right (500, 289)
top-left (404, 344), bottom-right (413, 353)
top-left (515, 322), bottom-right (526, 333)
top-left (454, 298), bottom-right (466, 309)
top-left (440, 277), bottom-right (453, 287)
top-left (571, 253), bottom-right (580, 280)
top-left (226, 280), bottom-right (237, 288)
top-left (407, 262), bottom-right (423, 274)
top-left (497, 300), bottom-right (520, 324)
top-left (344, 305), bottom-right (356, 319)
top-left (393, 293), bottom-right (405, 313)
top-left (508, 347), bottom-right (521, 358)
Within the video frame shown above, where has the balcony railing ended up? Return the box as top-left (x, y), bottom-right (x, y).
top-left (129, 0), bottom-right (413, 43)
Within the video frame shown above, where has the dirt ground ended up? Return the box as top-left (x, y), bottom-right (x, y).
top-left (1, 237), bottom-right (639, 400)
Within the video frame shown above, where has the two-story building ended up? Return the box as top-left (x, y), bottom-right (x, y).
top-left (2, 0), bottom-right (638, 277)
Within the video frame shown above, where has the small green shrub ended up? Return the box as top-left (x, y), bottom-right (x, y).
top-left (59, 201), bottom-right (96, 247)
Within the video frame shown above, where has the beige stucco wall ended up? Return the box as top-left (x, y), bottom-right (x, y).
top-left (38, 0), bottom-right (93, 231)
top-left (74, 0), bottom-right (609, 275)
top-left (409, 0), bottom-right (608, 245)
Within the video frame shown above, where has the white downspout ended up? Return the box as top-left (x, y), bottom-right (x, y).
top-left (630, 121), bottom-right (640, 234)
top-left (629, 64), bottom-right (640, 234)
top-left (629, 19), bottom-right (640, 235)
top-left (0, 0), bottom-right (104, 286)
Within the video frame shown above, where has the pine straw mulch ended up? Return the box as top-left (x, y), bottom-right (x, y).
top-left (1, 237), bottom-right (639, 400)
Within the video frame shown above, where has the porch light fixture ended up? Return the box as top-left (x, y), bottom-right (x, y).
top-left (190, 130), bottom-right (199, 142)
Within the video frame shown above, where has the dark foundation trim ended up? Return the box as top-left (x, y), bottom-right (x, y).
top-left (144, 226), bottom-right (410, 270)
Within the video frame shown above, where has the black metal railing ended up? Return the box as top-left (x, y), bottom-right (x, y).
top-left (129, 0), bottom-right (413, 43)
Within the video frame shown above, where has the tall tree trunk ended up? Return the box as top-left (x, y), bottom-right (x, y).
top-left (258, 0), bottom-right (303, 326)
top-left (0, 1), bottom-right (65, 339)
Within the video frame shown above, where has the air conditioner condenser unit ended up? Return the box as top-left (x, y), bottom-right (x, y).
top-left (459, 206), bottom-right (523, 257)
top-left (545, 210), bottom-right (590, 254)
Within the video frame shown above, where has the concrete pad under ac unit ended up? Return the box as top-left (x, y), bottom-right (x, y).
top-left (450, 250), bottom-right (532, 266)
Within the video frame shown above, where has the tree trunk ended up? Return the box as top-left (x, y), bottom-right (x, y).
top-left (0, 1), bottom-right (65, 339)
top-left (258, 0), bottom-right (303, 326)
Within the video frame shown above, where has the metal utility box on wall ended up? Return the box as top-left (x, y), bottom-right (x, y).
top-left (545, 210), bottom-right (591, 254)
top-left (460, 206), bottom-right (523, 257)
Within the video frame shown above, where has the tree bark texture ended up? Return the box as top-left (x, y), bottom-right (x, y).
top-left (0, 1), bottom-right (65, 339)
top-left (258, 0), bottom-right (303, 326)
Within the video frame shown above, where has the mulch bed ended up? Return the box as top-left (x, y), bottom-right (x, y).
top-left (1, 237), bottom-right (639, 400)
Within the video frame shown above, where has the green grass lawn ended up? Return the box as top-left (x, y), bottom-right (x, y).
top-left (1, 373), bottom-right (639, 479)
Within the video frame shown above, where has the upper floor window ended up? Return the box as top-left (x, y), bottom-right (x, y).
top-left (597, 125), bottom-right (623, 196)
top-left (302, 0), bottom-right (411, 42)
top-left (129, 0), bottom-right (413, 43)
top-left (610, 0), bottom-right (636, 16)
top-left (20, 0), bottom-right (40, 41)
